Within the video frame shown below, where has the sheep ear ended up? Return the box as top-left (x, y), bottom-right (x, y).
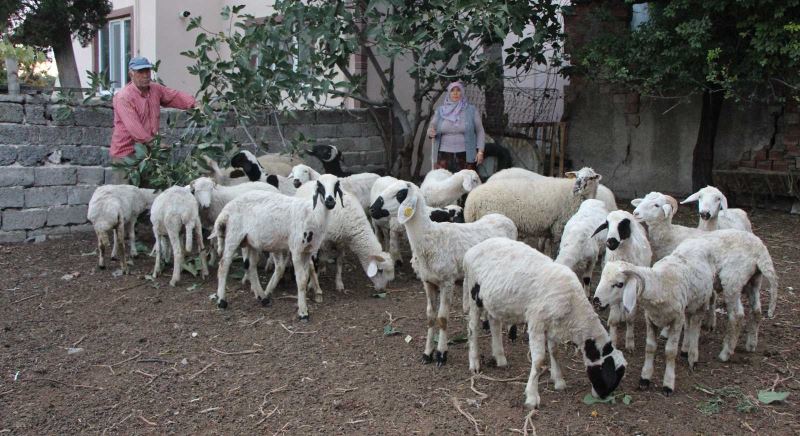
top-left (681, 191), bottom-right (701, 204)
top-left (367, 260), bottom-right (378, 278)
top-left (462, 172), bottom-right (479, 192)
top-left (565, 171), bottom-right (577, 179)
top-left (312, 181), bottom-right (324, 209)
top-left (719, 194), bottom-right (728, 210)
top-left (622, 274), bottom-right (639, 314)
top-left (661, 203), bottom-right (673, 219)
top-left (631, 198), bottom-right (642, 207)
top-left (396, 189), bottom-right (417, 224)
top-left (591, 221), bottom-right (609, 238)
top-left (593, 174), bottom-right (603, 182)
top-left (334, 181), bottom-right (345, 207)
top-left (188, 180), bottom-right (195, 193)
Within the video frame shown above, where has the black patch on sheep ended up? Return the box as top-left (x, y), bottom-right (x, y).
top-left (587, 356), bottom-right (625, 398)
top-left (306, 231), bottom-right (314, 243)
top-left (369, 197), bottom-right (389, 219)
top-left (229, 169), bottom-right (246, 179)
top-left (230, 152), bottom-right (263, 181)
top-left (618, 218), bottom-right (632, 241)
top-left (266, 174), bottom-right (279, 189)
top-left (298, 314), bottom-right (310, 322)
top-left (451, 208), bottom-right (465, 223)
top-left (508, 324), bottom-right (517, 342)
top-left (429, 209), bottom-right (451, 222)
top-left (395, 188), bottom-right (408, 204)
top-left (606, 238), bottom-right (620, 250)
top-left (583, 277), bottom-right (591, 286)
top-left (334, 180), bottom-right (344, 207)
top-left (602, 341), bottom-right (614, 357)
top-left (243, 258), bottom-right (250, 269)
top-left (584, 339), bottom-right (601, 361)
top-left (259, 295), bottom-right (272, 307)
top-left (470, 283), bottom-right (483, 308)
top-left (217, 299), bottom-right (228, 309)
top-left (312, 181), bottom-right (325, 209)
top-left (293, 178), bottom-right (302, 188)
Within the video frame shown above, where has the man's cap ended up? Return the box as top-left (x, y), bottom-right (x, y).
top-left (128, 57), bottom-right (153, 71)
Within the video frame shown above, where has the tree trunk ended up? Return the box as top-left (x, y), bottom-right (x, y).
top-left (483, 41), bottom-right (506, 137)
top-left (53, 33), bottom-right (83, 98)
top-left (4, 56), bottom-right (20, 95)
top-left (691, 88), bottom-right (724, 191)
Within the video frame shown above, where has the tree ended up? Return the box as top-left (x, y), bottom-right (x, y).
top-left (182, 1), bottom-right (564, 179)
top-left (576, 1), bottom-right (800, 191)
top-left (5, 0), bottom-right (111, 92)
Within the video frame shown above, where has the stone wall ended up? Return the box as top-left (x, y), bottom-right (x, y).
top-left (0, 95), bottom-right (387, 243)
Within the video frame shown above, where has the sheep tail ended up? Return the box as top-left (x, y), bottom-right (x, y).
top-left (185, 222), bottom-right (194, 253)
top-left (462, 269), bottom-right (474, 315)
top-left (210, 210), bottom-right (228, 256)
top-left (758, 252), bottom-right (779, 318)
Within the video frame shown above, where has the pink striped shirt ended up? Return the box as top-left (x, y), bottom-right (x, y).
top-left (110, 82), bottom-right (196, 158)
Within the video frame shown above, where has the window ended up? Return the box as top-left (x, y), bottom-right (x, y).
top-left (98, 16), bottom-right (131, 89)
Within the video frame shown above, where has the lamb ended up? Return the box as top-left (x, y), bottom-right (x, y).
top-left (554, 199), bottom-right (608, 296)
top-left (87, 185), bottom-right (157, 273)
top-left (631, 192), bottom-right (707, 262)
top-left (419, 168), bottom-right (482, 207)
top-left (150, 186), bottom-right (208, 286)
top-left (289, 164), bottom-right (380, 212)
top-left (189, 177), bottom-right (279, 228)
top-left (681, 186), bottom-right (753, 232)
top-left (228, 149), bottom-right (297, 195)
top-left (463, 237), bottom-right (627, 409)
top-left (464, 167), bottom-right (603, 252)
top-left (590, 210), bottom-right (652, 350)
top-left (487, 167), bottom-right (618, 212)
top-left (210, 174), bottom-right (343, 320)
top-left (369, 180), bottom-right (518, 366)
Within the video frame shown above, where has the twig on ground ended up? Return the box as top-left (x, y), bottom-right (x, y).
top-left (137, 358), bottom-right (171, 364)
top-left (139, 414), bottom-right (157, 426)
top-left (11, 293), bottom-right (40, 304)
top-left (101, 413), bottom-right (132, 436)
top-left (323, 387), bottom-right (358, 397)
top-left (211, 347), bottom-right (261, 356)
top-left (0, 390), bottom-right (13, 397)
top-left (72, 335), bottom-right (87, 347)
top-left (255, 405), bottom-right (279, 426)
top-left (246, 316), bottom-right (265, 327)
top-left (145, 369), bottom-right (168, 386)
top-left (385, 311), bottom-right (407, 326)
top-left (199, 407), bottom-right (221, 413)
top-left (273, 421), bottom-right (291, 436)
top-left (20, 378), bottom-right (104, 390)
top-left (135, 369), bottom-right (156, 379)
top-left (112, 282), bottom-right (149, 293)
top-left (94, 350), bottom-right (143, 374)
top-left (188, 363), bottom-right (213, 380)
top-left (452, 397), bottom-right (483, 435)
top-left (278, 322), bottom-right (318, 335)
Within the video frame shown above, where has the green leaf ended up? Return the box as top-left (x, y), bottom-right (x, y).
top-left (583, 393), bottom-right (615, 405)
top-left (758, 390), bottom-right (789, 404)
top-left (383, 325), bottom-right (400, 336)
top-left (371, 292), bottom-right (387, 299)
top-left (448, 333), bottom-right (468, 345)
top-left (182, 261), bottom-right (198, 277)
top-left (622, 395), bottom-right (632, 405)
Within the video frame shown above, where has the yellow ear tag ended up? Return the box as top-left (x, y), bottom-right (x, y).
top-left (403, 207), bottom-right (413, 217)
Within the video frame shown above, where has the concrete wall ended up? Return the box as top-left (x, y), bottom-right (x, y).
top-left (0, 95), bottom-right (387, 243)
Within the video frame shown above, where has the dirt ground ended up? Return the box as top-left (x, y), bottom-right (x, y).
top-left (1, 206), bottom-right (799, 435)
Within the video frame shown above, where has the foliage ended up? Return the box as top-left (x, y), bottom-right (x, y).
top-left (5, 0), bottom-right (112, 49)
top-left (182, 2), bottom-right (564, 178)
top-left (695, 384), bottom-right (758, 415)
top-left (577, 0), bottom-right (800, 102)
top-left (582, 392), bottom-right (632, 405)
top-left (757, 390), bottom-right (789, 404)
top-left (112, 139), bottom-right (202, 190)
top-left (0, 40), bottom-right (53, 87)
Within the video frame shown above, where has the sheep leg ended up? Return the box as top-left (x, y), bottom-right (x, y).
top-left (523, 329), bottom-right (547, 409)
top-left (309, 262), bottom-right (323, 303)
top-left (421, 281), bottom-right (439, 364)
top-left (607, 305), bottom-right (621, 348)
top-left (292, 251), bottom-right (313, 321)
top-left (547, 336), bottom-right (566, 391)
top-left (128, 219), bottom-right (138, 257)
top-left (624, 308), bottom-right (636, 351)
top-left (152, 229), bottom-right (162, 278)
top-left (115, 223), bottom-right (128, 274)
top-left (467, 298), bottom-right (481, 374)
top-left (639, 315), bottom-right (657, 389)
top-left (434, 281), bottom-right (453, 367)
top-left (335, 255), bottom-right (345, 292)
top-left (96, 230), bottom-right (107, 269)
top-left (167, 226), bottom-right (183, 287)
top-left (703, 291), bottom-right (717, 332)
top-left (685, 313), bottom-right (703, 370)
top-left (744, 275), bottom-right (763, 352)
top-left (215, 236), bottom-right (242, 309)
top-left (488, 316), bottom-right (507, 368)
top-left (194, 218), bottom-right (209, 278)
top-left (662, 318), bottom-right (682, 394)
top-left (390, 226), bottom-right (403, 267)
top-left (246, 248), bottom-right (266, 302)
top-left (110, 229), bottom-right (118, 260)
top-left (719, 293), bottom-right (745, 362)
top-left (263, 253), bottom-right (287, 305)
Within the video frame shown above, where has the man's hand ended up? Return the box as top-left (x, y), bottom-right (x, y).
top-left (476, 149), bottom-right (485, 165)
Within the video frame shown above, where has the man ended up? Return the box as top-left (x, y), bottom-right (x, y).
top-left (109, 56), bottom-right (196, 183)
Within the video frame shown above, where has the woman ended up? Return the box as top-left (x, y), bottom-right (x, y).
top-left (428, 81), bottom-right (486, 171)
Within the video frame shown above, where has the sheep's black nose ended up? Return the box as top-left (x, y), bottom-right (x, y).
top-left (606, 238), bottom-right (620, 250)
top-left (293, 179), bottom-right (302, 188)
top-left (370, 198), bottom-right (388, 219)
top-left (593, 297), bottom-right (601, 305)
top-left (324, 196), bottom-right (336, 209)
top-left (700, 212), bottom-right (711, 220)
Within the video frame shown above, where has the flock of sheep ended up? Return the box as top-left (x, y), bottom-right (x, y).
top-left (85, 144), bottom-right (779, 410)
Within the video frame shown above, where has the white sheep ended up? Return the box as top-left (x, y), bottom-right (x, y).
top-left (228, 149), bottom-right (297, 195)
top-left (590, 210), bottom-right (652, 350)
top-left (463, 237), bottom-right (627, 409)
top-left (419, 168), bottom-right (482, 207)
top-left (681, 186), bottom-right (753, 232)
top-left (554, 199), bottom-right (608, 296)
top-left (369, 180), bottom-right (518, 366)
top-left (289, 164), bottom-right (380, 212)
top-left (464, 167), bottom-right (603, 253)
top-left (210, 175), bottom-right (343, 319)
top-left (631, 192), bottom-right (707, 262)
top-left (87, 185), bottom-right (157, 273)
top-left (189, 177), bottom-right (279, 228)
top-left (150, 186), bottom-right (208, 286)
top-left (487, 167), bottom-right (618, 212)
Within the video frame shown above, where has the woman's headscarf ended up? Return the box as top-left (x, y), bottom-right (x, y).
top-left (437, 82), bottom-right (467, 123)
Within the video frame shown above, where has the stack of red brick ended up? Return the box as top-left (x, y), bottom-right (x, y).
top-left (738, 100), bottom-right (800, 173)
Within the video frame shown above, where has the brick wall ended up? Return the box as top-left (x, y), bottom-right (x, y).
top-left (737, 101), bottom-right (800, 172)
top-left (0, 94), bottom-right (387, 243)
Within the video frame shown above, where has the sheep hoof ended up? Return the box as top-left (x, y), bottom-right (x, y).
top-left (394, 259), bottom-right (403, 268)
top-left (481, 320), bottom-right (490, 331)
top-left (298, 314), bottom-right (310, 322)
top-left (435, 351), bottom-right (447, 367)
top-left (217, 299), bottom-right (228, 309)
top-left (421, 353), bottom-right (433, 364)
top-left (662, 386), bottom-right (673, 396)
top-left (638, 378), bottom-right (651, 390)
top-left (259, 296), bottom-right (272, 307)
top-left (97, 264), bottom-right (106, 270)
top-left (508, 325), bottom-right (518, 342)
top-left (680, 351), bottom-right (688, 358)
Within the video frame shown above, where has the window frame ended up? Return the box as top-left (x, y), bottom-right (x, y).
top-left (93, 7), bottom-right (134, 90)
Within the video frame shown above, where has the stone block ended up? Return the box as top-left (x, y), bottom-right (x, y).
top-left (73, 106), bottom-right (114, 127)
top-left (46, 105), bottom-right (75, 126)
top-left (27, 225), bottom-right (72, 240)
top-left (24, 104), bottom-right (48, 125)
top-left (279, 110), bottom-right (315, 125)
top-left (0, 145), bottom-right (17, 165)
top-left (77, 167), bottom-right (106, 185)
top-left (310, 124), bottom-right (338, 138)
top-left (0, 167), bottom-right (34, 187)
top-left (24, 186), bottom-right (68, 207)
top-left (0, 187), bottom-right (24, 208)
top-left (70, 223), bottom-right (94, 234)
top-left (338, 123), bottom-right (364, 138)
top-left (351, 137), bottom-right (382, 152)
top-left (328, 138), bottom-right (355, 152)
top-left (0, 230), bottom-right (26, 244)
top-left (47, 205), bottom-right (89, 226)
top-left (2, 208), bottom-right (47, 230)
top-left (361, 123), bottom-right (381, 137)
top-left (34, 166), bottom-right (77, 186)
top-left (341, 110), bottom-right (369, 123)
top-left (37, 126), bottom-right (84, 146)
top-left (15, 146), bottom-right (53, 166)
top-left (104, 167), bottom-right (118, 184)
top-left (0, 125), bottom-right (36, 145)
top-left (82, 127), bottom-right (112, 147)
top-left (0, 102), bottom-right (24, 123)
top-left (61, 146), bottom-right (109, 166)
top-left (362, 150), bottom-right (385, 166)
top-left (0, 95), bottom-right (24, 103)
top-left (316, 110), bottom-right (342, 124)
